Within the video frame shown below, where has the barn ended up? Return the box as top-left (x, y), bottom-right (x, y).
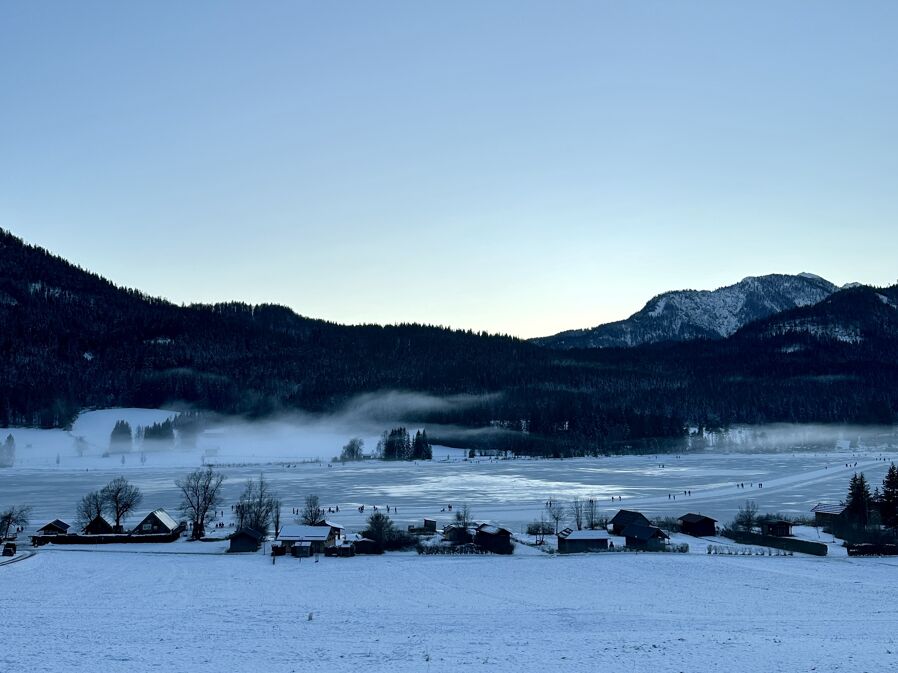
top-left (610, 510), bottom-right (651, 535)
top-left (442, 524), bottom-right (473, 545)
top-left (36, 519), bottom-right (70, 536)
top-left (677, 513), bottom-right (717, 537)
top-left (474, 524), bottom-right (514, 554)
top-left (811, 503), bottom-right (848, 529)
top-left (228, 528), bottom-right (263, 553)
top-left (277, 524), bottom-right (336, 555)
top-left (764, 520), bottom-right (793, 537)
top-left (557, 528), bottom-right (611, 554)
top-left (82, 515), bottom-right (115, 536)
top-left (622, 524), bottom-right (669, 550)
top-left (131, 509), bottom-right (182, 536)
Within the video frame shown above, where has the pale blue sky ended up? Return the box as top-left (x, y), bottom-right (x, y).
top-left (2, 2), bottom-right (896, 337)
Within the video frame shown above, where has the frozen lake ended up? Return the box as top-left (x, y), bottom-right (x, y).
top-left (3, 448), bottom-right (895, 534)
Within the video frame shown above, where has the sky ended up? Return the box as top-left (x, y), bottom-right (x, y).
top-left (1, 2), bottom-right (897, 338)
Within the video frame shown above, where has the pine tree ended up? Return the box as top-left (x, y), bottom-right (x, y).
top-left (880, 463), bottom-right (898, 530)
top-left (109, 420), bottom-right (133, 452)
top-left (845, 472), bottom-right (872, 528)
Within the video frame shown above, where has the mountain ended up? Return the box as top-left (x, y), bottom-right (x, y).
top-left (2, 228), bottom-right (897, 453)
top-left (533, 273), bottom-right (841, 349)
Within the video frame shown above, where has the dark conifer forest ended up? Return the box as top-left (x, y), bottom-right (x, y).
top-left (2, 229), bottom-right (897, 456)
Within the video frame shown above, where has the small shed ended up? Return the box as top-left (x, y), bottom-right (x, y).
top-left (278, 524), bottom-right (335, 554)
top-left (474, 523), bottom-right (514, 554)
top-left (36, 519), bottom-right (71, 536)
top-left (623, 524), bottom-right (669, 550)
top-left (811, 503), bottom-right (848, 528)
top-left (291, 541), bottom-right (313, 558)
top-left (423, 518), bottom-right (437, 533)
top-left (229, 528), bottom-right (263, 553)
top-left (442, 524), bottom-right (473, 545)
top-left (764, 520), bottom-right (793, 537)
top-left (557, 528), bottom-right (611, 554)
top-left (82, 515), bottom-right (115, 536)
top-left (610, 510), bottom-right (651, 535)
top-left (677, 513), bottom-right (717, 538)
top-left (131, 509), bottom-right (181, 535)
top-left (348, 535), bottom-right (381, 555)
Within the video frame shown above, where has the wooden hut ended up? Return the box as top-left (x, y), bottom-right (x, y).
top-left (677, 513), bottom-right (717, 538)
top-left (610, 510), bottom-right (651, 535)
top-left (228, 528), bottom-right (263, 553)
top-left (131, 509), bottom-right (182, 536)
top-left (557, 528), bottom-right (611, 554)
top-left (82, 515), bottom-right (115, 536)
top-left (277, 524), bottom-right (335, 555)
top-left (811, 503), bottom-right (848, 529)
top-left (442, 524), bottom-right (473, 545)
top-left (764, 520), bottom-right (793, 537)
top-left (622, 524), bottom-right (669, 550)
top-left (36, 519), bottom-right (70, 536)
top-left (474, 524), bottom-right (514, 554)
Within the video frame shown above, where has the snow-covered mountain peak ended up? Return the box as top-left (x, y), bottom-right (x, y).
top-left (533, 273), bottom-right (840, 349)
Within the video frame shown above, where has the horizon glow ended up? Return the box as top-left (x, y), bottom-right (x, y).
top-left (2, 2), bottom-right (897, 337)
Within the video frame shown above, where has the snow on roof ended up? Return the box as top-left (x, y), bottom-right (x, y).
top-left (812, 503), bottom-right (847, 515)
top-left (476, 523), bottom-right (511, 536)
top-left (232, 528), bottom-right (263, 541)
top-left (149, 509), bottom-right (179, 531)
top-left (278, 524), bottom-right (331, 541)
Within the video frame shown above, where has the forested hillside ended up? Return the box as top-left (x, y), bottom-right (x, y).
top-left (2, 229), bottom-right (897, 455)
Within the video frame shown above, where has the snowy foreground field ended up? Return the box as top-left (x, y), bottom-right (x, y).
top-left (4, 546), bottom-right (897, 673)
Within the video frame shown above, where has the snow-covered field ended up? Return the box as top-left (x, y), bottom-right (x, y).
top-left (4, 546), bottom-right (898, 673)
top-left (4, 408), bottom-right (898, 671)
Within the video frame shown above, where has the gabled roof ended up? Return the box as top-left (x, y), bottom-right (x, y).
top-left (37, 519), bottom-right (70, 533)
top-left (133, 508), bottom-right (179, 533)
top-left (610, 510), bottom-right (650, 526)
top-left (82, 514), bottom-right (115, 532)
top-left (314, 520), bottom-right (343, 530)
top-left (678, 513), bottom-right (717, 524)
top-left (476, 523), bottom-right (511, 536)
top-left (278, 524), bottom-right (331, 541)
top-left (622, 524), bottom-right (669, 541)
top-left (232, 527), bottom-right (263, 541)
top-left (812, 503), bottom-right (847, 515)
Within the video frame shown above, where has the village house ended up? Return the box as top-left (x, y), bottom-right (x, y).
top-left (763, 520), bottom-right (793, 537)
top-left (82, 514), bottom-right (115, 536)
top-left (474, 523), bottom-right (514, 554)
top-left (556, 528), bottom-right (611, 554)
top-left (36, 519), bottom-right (71, 536)
top-left (622, 524), bottom-right (669, 550)
top-left (131, 509), bottom-right (183, 536)
top-left (228, 528), bottom-right (263, 553)
top-left (677, 513), bottom-right (717, 537)
top-left (610, 510), bottom-right (651, 535)
top-left (442, 523), bottom-right (473, 545)
top-left (277, 524), bottom-right (336, 555)
top-left (811, 503), bottom-right (848, 529)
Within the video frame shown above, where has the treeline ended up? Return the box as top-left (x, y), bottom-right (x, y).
top-left (2, 228), bottom-right (898, 458)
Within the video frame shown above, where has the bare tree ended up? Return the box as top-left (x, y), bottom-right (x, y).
top-left (176, 467), bottom-right (225, 540)
top-left (570, 497), bottom-right (585, 531)
top-left (339, 437), bottom-right (365, 462)
top-left (453, 503), bottom-right (473, 529)
top-left (585, 497), bottom-right (600, 530)
top-left (545, 499), bottom-right (566, 534)
top-left (235, 474), bottom-right (277, 536)
top-left (100, 477), bottom-right (143, 532)
top-left (300, 494), bottom-right (323, 525)
top-left (0, 505), bottom-right (31, 538)
top-left (76, 490), bottom-right (105, 528)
